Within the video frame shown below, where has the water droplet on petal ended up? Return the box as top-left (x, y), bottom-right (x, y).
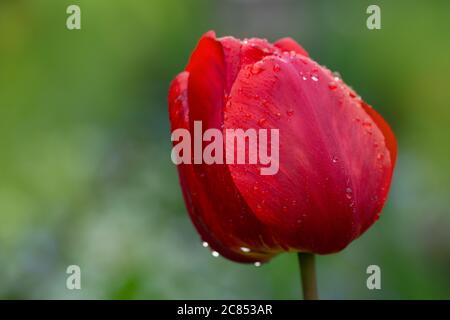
top-left (311, 75), bottom-right (319, 82)
top-left (333, 71), bottom-right (342, 81)
top-left (202, 241), bottom-right (209, 248)
top-left (240, 247), bottom-right (251, 253)
top-left (251, 63), bottom-right (265, 75)
top-left (286, 109), bottom-right (294, 116)
top-left (328, 82), bottom-right (337, 90)
top-left (332, 156), bottom-right (338, 163)
top-left (254, 262), bottom-right (261, 267)
top-left (212, 251), bottom-right (220, 258)
top-left (345, 186), bottom-right (352, 200)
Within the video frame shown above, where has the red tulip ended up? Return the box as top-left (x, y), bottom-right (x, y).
top-left (168, 31), bottom-right (397, 264)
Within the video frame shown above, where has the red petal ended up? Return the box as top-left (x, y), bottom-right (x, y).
top-left (186, 31), bottom-right (225, 129)
top-left (170, 33), bottom-right (280, 263)
top-left (360, 101), bottom-right (397, 167)
top-left (168, 72), bottom-right (189, 131)
top-left (224, 54), bottom-right (394, 253)
top-left (169, 71), bottom-right (272, 262)
top-left (274, 37), bottom-right (309, 57)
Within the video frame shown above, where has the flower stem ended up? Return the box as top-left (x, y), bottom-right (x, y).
top-left (298, 252), bottom-right (318, 300)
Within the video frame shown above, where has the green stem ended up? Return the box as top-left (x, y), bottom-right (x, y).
top-left (298, 252), bottom-right (318, 300)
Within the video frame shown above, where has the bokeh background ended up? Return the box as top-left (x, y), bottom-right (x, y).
top-left (1, 0), bottom-right (449, 299)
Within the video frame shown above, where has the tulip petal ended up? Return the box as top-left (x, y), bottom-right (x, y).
top-left (360, 101), bottom-right (397, 167)
top-left (224, 54), bottom-right (394, 253)
top-left (171, 33), bottom-right (282, 262)
top-left (274, 37), bottom-right (309, 57)
top-left (169, 71), bottom-right (274, 262)
top-left (186, 31), bottom-right (225, 129)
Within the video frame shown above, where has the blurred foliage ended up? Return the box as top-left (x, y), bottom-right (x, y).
top-left (0, 0), bottom-right (449, 299)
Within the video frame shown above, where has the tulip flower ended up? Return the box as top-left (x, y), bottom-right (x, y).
top-left (168, 31), bottom-right (397, 299)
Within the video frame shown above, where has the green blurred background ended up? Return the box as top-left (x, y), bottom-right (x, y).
top-left (0, 0), bottom-right (449, 299)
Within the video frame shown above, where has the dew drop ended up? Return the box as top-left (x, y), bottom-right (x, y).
top-left (333, 71), bottom-right (342, 81)
top-left (311, 75), bottom-right (319, 82)
top-left (302, 75), bottom-right (308, 81)
top-left (328, 82), bottom-right (337, 90)
top-left (175, 93), bottom-right (186, 104)
top-left (332, 156), bottom-right (338, 163)
top-left (202, 241), bottom-right (209, 248)
top-left (377, 153), bottom-right (384, 160)
top-left (240, 247), bottom-right (251, 253)
top-left (251, 63), bottom-right (265, 75)
top-left (286, 109), bottom-right (294, 116)
top-left (212, 251), bottom-right (220, 258)
top-left (254, 262), bottom-right (261, 267)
